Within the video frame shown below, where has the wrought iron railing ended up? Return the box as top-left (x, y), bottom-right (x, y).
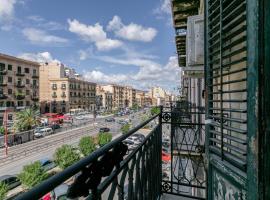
top-left (161, 101), bottom-right (206, 200)
top-left (16, 113), bottom-right (162, 200)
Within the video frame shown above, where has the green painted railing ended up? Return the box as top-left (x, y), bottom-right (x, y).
top-left (15, 113), bottom-right (162, 200)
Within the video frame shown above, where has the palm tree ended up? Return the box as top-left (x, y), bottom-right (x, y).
top-left (14, 108), bottom-right (40, 131)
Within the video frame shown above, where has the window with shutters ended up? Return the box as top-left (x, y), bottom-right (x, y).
top-left (206, 0), bottom-right (247, 173)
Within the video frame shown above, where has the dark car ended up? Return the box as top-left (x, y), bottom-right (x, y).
top-left (132, 133), bottom-right (145, 142)
top-left (0, 175), bottom-right (21, 190)
top-left (40, 158), bottom-right (56, 171)
top-left (99, 127), bottom-right (110, 132)
top-left (105, 118), bottom-right (115, 122)
top-left (50, 123), bottom-right (61, 130)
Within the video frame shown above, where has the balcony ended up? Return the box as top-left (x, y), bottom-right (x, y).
top-left (0, 70), bottom-right (7, 75)
top-left (32, 74), bottom-right (39, 78)
top-left (15, 93), bottom-right (25, 100)
top-left (61, 93), bottom-right (66, 98)
top-left (31, 96), bottom-right (39, 101)
top-left (15, 102), bottom-right (206, 200)
top-left (16, 83), bottom-right (25, 88)
top-left (32, 84), bottom-right (39, 89)
top-left (61, 85), bottom-right (66, 89)
top-left (16, 72), bottom-right (25, 76)
top-left (0, 82), bottom-right (7, 86)
top-left (52, 86), bottom-right (57, 90)
top-left (52, 94), bottom-right (57, 98)
top-left (0, 93), bottom-right (8, 99)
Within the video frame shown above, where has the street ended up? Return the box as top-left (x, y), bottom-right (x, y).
top-left (0, 111), bottom-right (146, 176)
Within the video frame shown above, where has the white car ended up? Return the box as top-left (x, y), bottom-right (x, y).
top-left (34, 128), bottom-right (53, 138)
top-left (75, 116), bottom-right (85, 120)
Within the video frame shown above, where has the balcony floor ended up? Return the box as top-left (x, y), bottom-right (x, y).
top-left (161, 194), bottom-right (196, 200)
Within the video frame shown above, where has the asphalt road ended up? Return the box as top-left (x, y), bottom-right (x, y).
top-left (0, 110), bottom-right (146, 176)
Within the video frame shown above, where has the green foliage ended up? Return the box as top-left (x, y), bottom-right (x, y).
top-left (121, 123), bottom-right (130, 134)
top-left (0, 126), bottom-right (4, 135)
top-left (132, 103), bottom-right (139, 110)
top-left (54, 145), bottom-right (80, 169)
top-left (79, 136), bottom-right (96, 156)
top-left (98, 132), bottom-right (112, 147)
top-left (150, 107), bottom-right (160, 115)
top-left (141, 115), bottom-right (150, 129)
top-left (18, 161), bottom-right (48, 189)
top-left (0, 182), bottom-right (8, 200)
top-left (14, 108), bottom-right (40, 131)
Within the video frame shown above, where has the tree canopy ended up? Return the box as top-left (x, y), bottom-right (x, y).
top-left (79, 136), bottom-right (96, 156)
top-left (54, 145), bottom-right (80, 169)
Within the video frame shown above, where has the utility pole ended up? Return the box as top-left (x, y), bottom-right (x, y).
top-left (3, 109), bottom-right (9, 157)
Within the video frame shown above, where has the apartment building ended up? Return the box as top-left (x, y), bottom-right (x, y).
top-left (0, 53), bottom-right (40, 125)
top-left (96, 85), bottom-right (113, 111)
top-left (101, 84), bottom-right (124, 110)
top-left (39, 62), bottom-right (96, 113)
top-left (123, 86), bottom-right (136, 108)
top-left (135, 90), bottom-right (145, 108)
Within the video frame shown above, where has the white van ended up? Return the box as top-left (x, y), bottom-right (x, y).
top-left (34, 127), bottom-right (53, 138)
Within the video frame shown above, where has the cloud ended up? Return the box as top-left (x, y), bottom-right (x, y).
top-left (83, 56), bottom-right (180, 91)
top-left (18, 52), bottom-right (61, 63)
top-left (27, 15), bottom-right (64, 31)
top-left (78, 48), bottom-right (93, 61)
top-left (154, 0), bottom-right (171, 15)
top-left (68, 19), bottom-right (123, 51)
top-left (22, 28), bottom-right (68, 45)
top-left (0, 0), bottom-right (16, 22)
top-left (107, 16), bottom-right (157, 42)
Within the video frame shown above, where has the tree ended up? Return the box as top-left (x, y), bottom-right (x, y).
top-left (18, 161), bottom-right (48, 189)
top-left (79, 136), bottom-right (96, 156)
top-left (14, 108), bottom-right (40, 131)
top-left (141, 115), bottom-right (150, 129)
top-left (0, 126), bottom-right (4, 135)
top-left (98, 132), bottom-right (112, 147)
top-left (0, 182), bottom-right (8, 200)
top-left (150, 107), bottom-right (160, 116)
top-left (121, 124), bottom-right (130, 134)
top-left (54, 145), bottom-right (80, 169)
top-left (132, 103), bottom-right (139, 110)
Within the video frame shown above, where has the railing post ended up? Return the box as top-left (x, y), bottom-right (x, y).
top-left (159, 106), bottom-right (163, 196)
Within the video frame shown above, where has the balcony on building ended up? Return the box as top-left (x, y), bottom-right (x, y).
top-left (61, 93), bottom-right (66, 98)
top-left (32, 84), bottom-right (39, 89)
top-left (0, 69), bottom-right (7, 75)
top-left (15, 93), bottom-right (25, 100)
top-left (0, 81), bottom-right (7, 86)
top-left (0, 93), bottom-right (8, 99)
top-left (52, 85), bottom-right (57, 90)
top-left (61, 84), bottom-right (66, 89)
top-left (31, 96), bottom-right (39, 101)
top-left (16, 71), bottom-right (25, 76)
top-left (52, 93), bottom-right (57, 98)
top-left (16, 82), bottom-right (25, 88)
top-left (32, 74), bottom-right (39, 78)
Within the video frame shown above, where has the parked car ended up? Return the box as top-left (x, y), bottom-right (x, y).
top-left (42, 183), bottom-right (69, 200)
top-left (34, 127), bottom-right (53, 138)
top-left (49, 124), bottom-right (61, 130)
top-left (105, 118), bottom-right (115, 122)
top-left (132, 133), bottom-right (145, 142)
top-left (40, 158), bottom-right (56, 172)
top-left (52, 183), bottom-right (69, 200)
top-left (99, 127), bottom-right (110, 132)
top-left (75, 116), bottom-right (85, 120)
top-left (118, 120), bottom-right (128, 125)
top-left (0, 175), bottom-right (21, 190)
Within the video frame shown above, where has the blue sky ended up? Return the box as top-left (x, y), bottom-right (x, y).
top-left (0, 0), bottom-right (180, 92)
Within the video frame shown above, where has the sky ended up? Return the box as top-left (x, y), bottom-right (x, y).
top-left (0, 0), bottom-right (180, 93)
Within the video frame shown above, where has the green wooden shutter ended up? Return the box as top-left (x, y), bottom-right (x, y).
top-left (205, 0), bottom-right (249, 199)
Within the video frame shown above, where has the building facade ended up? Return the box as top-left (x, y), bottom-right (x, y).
top-left (123, 86), bottom-right (136, 108)
top-left (0, 53), bottom-right (40, 125)
top-left (96, 85), bottom-right (113, 111)
top-left (101, 84), bottom-right (124, 110)
top-left (135, 90), bottom-right (146, 108)
top-left (39, 63), bottom-right (96, 114)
